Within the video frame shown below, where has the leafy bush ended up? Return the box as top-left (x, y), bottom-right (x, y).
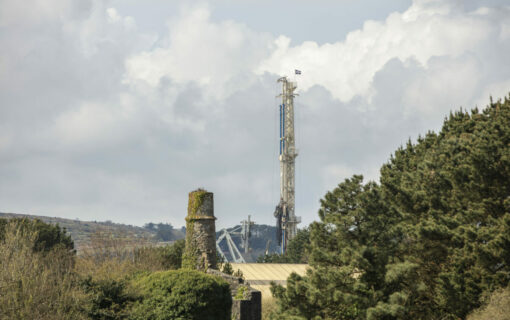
top-left (221, 261), bottom-right (234, 275)
top-left (130, 269), bottom-right (232, 320)
top-left (234, 285), bottom-right (249, 300)
top-left (81, 277), bottom-right (140, 320)
top-left (76, 239), bottom-right (187, 320)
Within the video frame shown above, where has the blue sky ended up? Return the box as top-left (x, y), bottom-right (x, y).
top-left (1, 0), bottom-right (509, 229)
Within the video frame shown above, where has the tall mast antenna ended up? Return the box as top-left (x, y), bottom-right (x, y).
top-left (274, 76), bottom-right (300, 254)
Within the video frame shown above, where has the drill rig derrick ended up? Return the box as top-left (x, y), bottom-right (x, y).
top-left (274, 76), bottom-right (300, 254)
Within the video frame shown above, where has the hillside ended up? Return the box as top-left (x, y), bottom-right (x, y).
top-left (0, 211), bottom-right (279, 259)
top-left (0, 212), bottom-right (184, 251)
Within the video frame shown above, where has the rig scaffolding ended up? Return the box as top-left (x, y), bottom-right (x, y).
top-left (274, 77), bottom-right (301, 254)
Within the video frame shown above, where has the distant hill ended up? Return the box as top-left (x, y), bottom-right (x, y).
top-left (0, 211), bottom-right (280, 260)
top-left (0, 212), bottom-right (184, 252)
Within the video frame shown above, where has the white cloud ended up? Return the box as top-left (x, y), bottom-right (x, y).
top-left (53, 100), bottom-right (134, 148)
top-left (257, 0), bottom-right (502, 105)
top-left (321, 164), bottom-right (355, 190)
top-left (401, 54), bottom-right (482, 118)
top-left (124, 4), bottom-right (274, 101)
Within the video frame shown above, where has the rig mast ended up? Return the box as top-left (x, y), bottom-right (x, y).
top-left (274, 76), bottom-right (300, 254)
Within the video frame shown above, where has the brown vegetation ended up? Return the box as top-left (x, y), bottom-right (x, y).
top-left (467, 287), bottom-right (510, 320)
top-left (76, 230), bottom-right (184, 280)
top-left (0, 220), bottom-right (86, 319)
top-left (262, 298), bottom-right (278, 320)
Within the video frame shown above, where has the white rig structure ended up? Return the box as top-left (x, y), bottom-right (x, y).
top-left (274, 76), bottom-right (301, 254)
top-left (216, 215), bottom-right (255, 263)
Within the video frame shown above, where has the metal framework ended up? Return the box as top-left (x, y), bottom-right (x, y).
top-left (216, 215), bottom-right (255, 263)
top-left (274, 77), bottom-right (301, 254)
top-left (216, 228), bottom-right (245, 263)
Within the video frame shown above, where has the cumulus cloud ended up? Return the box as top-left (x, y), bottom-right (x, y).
top-left (0, 0), bottom-right (509, 228)
top-left (124, 4), bottom-right (274, 101)
top-left (258, 0), bottom-right (509, 107)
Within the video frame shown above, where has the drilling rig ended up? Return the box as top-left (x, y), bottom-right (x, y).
top-left (274, 76), bottom-right (301, 254)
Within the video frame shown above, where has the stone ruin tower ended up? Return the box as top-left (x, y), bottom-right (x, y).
top-left (182, 189), bottom-right (217, 270)
top-left (182, 188), bottom-right (262, 320)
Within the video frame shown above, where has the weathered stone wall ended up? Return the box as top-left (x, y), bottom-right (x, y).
top-left (232, 289), bottom-right (261, 320)
top-left (182, 189), bottom-right (217, 270)
top-left (207, 269), bottom-right (262, 320)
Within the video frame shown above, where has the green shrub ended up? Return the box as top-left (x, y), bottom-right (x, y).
top-left (81, 277), bottom-right (140, 320)
top-left (130, 269), bottom-right (232, 320)
top-left (234, 285), bottom-right (249, 300)
top-left (233, 268), bottom-right (244, 279)
top-left (221, 261), bottom-right (234, 275)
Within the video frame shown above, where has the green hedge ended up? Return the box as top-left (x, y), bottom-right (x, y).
top-left (130, 269), bottom-right (232, 320)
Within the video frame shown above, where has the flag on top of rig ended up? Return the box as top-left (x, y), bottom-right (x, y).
top-left (295, 69), bottom-right (301, 75)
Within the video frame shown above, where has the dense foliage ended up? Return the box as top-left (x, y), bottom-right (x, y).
top-left (82, 278), bottom-right (139, 320)
top-left (272, 97), bottom-right (510, 319)
top-left (131, 270), bottom-right (232, 320)
top-left (0, 217), bottom-right (74, 253)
